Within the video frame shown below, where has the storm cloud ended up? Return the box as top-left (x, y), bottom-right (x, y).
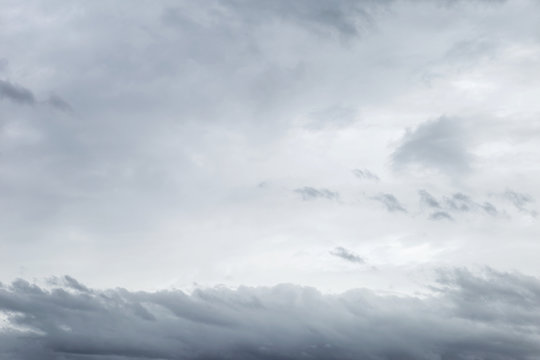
top-left (2, 269), bottom-right (540, 360)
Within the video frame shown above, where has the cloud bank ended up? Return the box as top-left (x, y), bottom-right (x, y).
top-left (1, 269), bottom-right (540, 360)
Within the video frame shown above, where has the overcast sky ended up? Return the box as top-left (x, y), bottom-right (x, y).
top-left (1, 0), bottom-right (540, 358)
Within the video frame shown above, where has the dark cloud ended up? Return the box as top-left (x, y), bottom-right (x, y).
top-left (392, 116), bottom-right (471, 175)
top-left (0, 79), bottom-right (35, 105)
top-left (2, 269), bottom-right (540, 359)
top-left (330, 247), bottom-right (365, 264)
top-left (373, 193), bottom-right (406, 212)
top-left (295, 187), bottom-right (339, 201)
top-left (352, 168), bottom-right (380, 181)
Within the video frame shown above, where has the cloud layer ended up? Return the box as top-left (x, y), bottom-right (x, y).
top-left (1, 269), bottom-right (540, 360)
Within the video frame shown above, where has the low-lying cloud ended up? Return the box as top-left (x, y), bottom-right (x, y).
top-left (1, 269), bottom-right (540, 359)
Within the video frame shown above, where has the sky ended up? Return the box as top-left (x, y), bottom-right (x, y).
top-left (1, 0), bottom-right (540, 359)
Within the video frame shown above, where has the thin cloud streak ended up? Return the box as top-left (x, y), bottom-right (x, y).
top-left (330, 247), bottom-right (365, 264)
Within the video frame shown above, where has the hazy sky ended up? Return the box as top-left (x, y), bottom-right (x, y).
top-left (1, 1), bottom-right (540, 358)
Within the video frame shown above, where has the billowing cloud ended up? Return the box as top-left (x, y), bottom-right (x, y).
top-left (295, 187), bottom-right (339, 201)
top-left (392, 117), bottom-right (471, 175)
top-left (2, 269), bottom-right (540, 359)
top-left (330, 246), bottom-right (365, 264)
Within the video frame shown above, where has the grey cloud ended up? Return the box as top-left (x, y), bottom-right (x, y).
top-left (435, 268), bottom-right (540, 325)
top-left (418, 189), bottom-right (440, 208)
top-left (0, 58), bottom-right (7, 72)
top-left (47, 95), bottom-right (73, 112)
top-left (373, 193), bottom-right (406, 212)
top-left (2, 269), bottom-right (540, 359)
top-left (0, 80), bottom-right (35, 105)
top-left (63, 276), bottom-right (91, 293)
top-left (392, 116), bottom-right (471, 175)
top-left (445, 194), bottom-right (498, 216)
top-left (189, 0), bottom-right (391, 38)
top-left (352, 168), bottom-right (380, 181)
top-left (444, 39), bottom-right (498, 63)
top-left (419, 191), bottom-right (498, 219)
top-left (308, 105), bottom-right (357, 129)
top-left (446, 193), bottom-right (473, 212)
top-left (503, 190), bottom-right (536, 216)
top-left (330, 247), bottom-right (365, 264)
top-left (295, 187), bottom-right (339, 201)
top-left (480, 202), bottom-right (498, 216)
top-left (430, 211), bottom-right (453, 221)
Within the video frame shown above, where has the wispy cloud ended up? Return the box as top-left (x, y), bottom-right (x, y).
top-left (503, 189), bottom-right (536, 216)
top-left (430, 211), bottom-right (453, 221)
top-left (352, 168), bottom-right (380, 181)
top-left (418, 190), bottom-right (498, 220)
top-left (373, 193), bottom-right (406, 212)
top-left (418, 189), bottom-right (441, 209)
top-left (330, 246), bottom-right (365, 264)
top-left (295, 187), bottom-right (339, 201)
